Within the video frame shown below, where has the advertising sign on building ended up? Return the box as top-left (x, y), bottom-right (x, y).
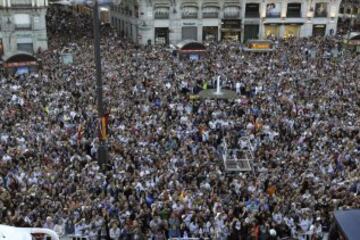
top-left (315, 2), bottom-right (328, 17)
top-left (266, 1), bottom-right (281, 17)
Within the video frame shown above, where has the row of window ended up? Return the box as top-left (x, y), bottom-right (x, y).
top-left (339, 6), bottom-right (360, 15)
top-left (112, 2), bottom-right (335, 20)
top-left (0, 38), bottom-right (34, 55)
top-left (153, 3), bottom-right (331, 19)
top-left (111, 17), bottom-right (133, 37)
top-left (0, 14), bottom-right (36, 30)
top-left (153, 24), bottom-right (327, 44)
top-left (111, 5), bottom-right (139, 18)
top-left (0, 0), bottom-right (47, 8)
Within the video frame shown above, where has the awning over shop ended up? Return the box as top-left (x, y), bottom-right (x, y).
top-left (3, 54), bottom-right (38, 68)
top-left (176, 40), bottom-right (206, 53)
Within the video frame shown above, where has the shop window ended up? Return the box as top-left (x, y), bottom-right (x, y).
top-left (244, 25), bottom-right (259, 42)
top-left (313, 24), bottom-right (326, 37)
top-left (155, 28), bottom-right (169, 45)
top-left (245, 4), bottom-right (260, 18)
top-left (265, 25), bottom-right (280, 38)
top-left (203, 27), bottom-right (218, 41)
top-left (284, 25), bottom-right (301, 38)
top-left (182, 27), bottom-right (198, 41)
top-left (287, 3), bottom-right (302, 18)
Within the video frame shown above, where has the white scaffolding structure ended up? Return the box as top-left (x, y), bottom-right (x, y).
top-left (222, 137), bottom-right (254, 172)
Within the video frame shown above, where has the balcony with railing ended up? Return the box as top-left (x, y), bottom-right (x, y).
top-left (154, 7), bottom-right (170, 19)
top-left (224, 6), bottom-right (241, 19)
top-left (13, 0), bottom-right (33, 7)
top-left (182, 7), bottom-right (199, 19)
top-left (202, 7), bottom-right (219, 18)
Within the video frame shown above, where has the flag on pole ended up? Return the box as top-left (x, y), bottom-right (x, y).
top-left (99, 113), bottom-right (109, 140)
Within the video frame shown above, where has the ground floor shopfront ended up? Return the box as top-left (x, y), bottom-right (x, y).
top-left (135, 19), bottom-right (338, 45)
top-left (263, 21), bottom-right (336, 39)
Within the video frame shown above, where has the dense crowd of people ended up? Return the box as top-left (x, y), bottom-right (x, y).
top-left (0, 6), bottom-right (359, 240)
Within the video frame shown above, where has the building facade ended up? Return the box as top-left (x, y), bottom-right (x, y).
top-left (338, 0), bottom-right (360, 33)
top-left (0, 0), bottom-right (48, 64)
top-left (110, 0), bottom-right (343, 45)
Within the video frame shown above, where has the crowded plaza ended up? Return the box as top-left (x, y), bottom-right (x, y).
top-left (0, 5), bottom-right (359, 240)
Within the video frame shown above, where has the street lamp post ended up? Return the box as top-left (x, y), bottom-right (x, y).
top-left (92, 0), bottom-right (108, 169)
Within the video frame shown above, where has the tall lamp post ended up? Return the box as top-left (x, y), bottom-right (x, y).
top-left (92, 0), bottom-right (108, 169)
top-left (92, 2), bottom-right (110, 238)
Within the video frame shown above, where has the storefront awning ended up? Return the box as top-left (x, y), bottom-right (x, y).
top-left (3, 54), bottom-right (38, 68)
top-left (176, 40), bottom-right (206, 52)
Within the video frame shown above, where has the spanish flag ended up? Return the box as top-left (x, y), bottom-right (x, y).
top-left (99, 113), bottom-right (109, 140)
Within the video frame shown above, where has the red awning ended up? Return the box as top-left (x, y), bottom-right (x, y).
top-left (4, 54), bottom-right (38, 68)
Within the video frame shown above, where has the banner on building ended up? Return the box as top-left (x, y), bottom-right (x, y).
top-left (266, 2), bottom-right (281, 17)
top-left (315, 3), bottom-right (328, 18)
